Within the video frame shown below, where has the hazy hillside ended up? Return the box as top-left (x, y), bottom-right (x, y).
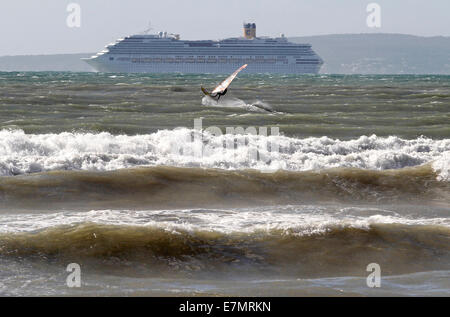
top-left (0, 53), bottom-right (93, 72)
top-left (0, 34), bottom-right (449, 74)
top-left (291, 33), bottom-right (450, 74)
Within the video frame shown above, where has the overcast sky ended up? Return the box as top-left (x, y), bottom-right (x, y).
top-left (1, 0), bottom-right (449, 56)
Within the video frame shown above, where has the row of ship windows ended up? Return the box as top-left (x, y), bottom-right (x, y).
top-left (114, 47), bottom-right (312, 52)
top-left (296, 61), bottom-right (322, 64)
top-left (112, 56), bottom-right (290, 60)
top-left (115, 57), bottom-right (291, 64)
top-left (117, 46), bottom-right (311, 50)
top-left (111, 51), bottom-right (313, 55)
top-left (112, 46), bottom-right (312, 51)
top-left (111, 51), bottom-right (313, 56)
top-left (178, 55), bottom-right (288, 58)
top-left (119, 41), bottom-right (309, 48)
top-left (126, 65), bottom-right (320, 74)
top-left (112, 45), bottom-right (312, 49)
top-left (109, 52), bottom-right (314, 57)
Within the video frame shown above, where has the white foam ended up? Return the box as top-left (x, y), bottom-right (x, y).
top-left (201, 96), bottom-right (272, 113)
top-left (0, 206), bottom-right (448, 235)
top-left (432, 151), bottom-right (450, 181)
top-left (0, 129), bottom-right (448, 180)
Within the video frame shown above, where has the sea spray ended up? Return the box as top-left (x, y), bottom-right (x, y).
top-left (0, 129), bottom-right (448, 180)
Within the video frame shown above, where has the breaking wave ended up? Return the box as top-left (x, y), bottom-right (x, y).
top-left (0, 165), bottom-right (448, 209)
top-left (0, 129), bottom-right (448, 181)
top-left (0, 211), bottom-right (449, 277)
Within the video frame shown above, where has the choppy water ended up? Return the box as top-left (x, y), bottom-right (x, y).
top-left (0, 72), bottom-right (449, 296)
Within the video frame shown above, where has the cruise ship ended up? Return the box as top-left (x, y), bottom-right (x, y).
top-left (83, 23), bottom-right (323, 74)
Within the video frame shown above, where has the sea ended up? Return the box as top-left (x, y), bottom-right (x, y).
top-left (0, 72), bottom-right (448, 296)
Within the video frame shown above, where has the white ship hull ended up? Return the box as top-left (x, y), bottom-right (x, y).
top-left (84, 56), bottom-right (321, 74)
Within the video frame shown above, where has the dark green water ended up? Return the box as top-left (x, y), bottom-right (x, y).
top-left (1, 72), bottom-right (448, 138)
top-left (0, 72), bottom-right (449, 296)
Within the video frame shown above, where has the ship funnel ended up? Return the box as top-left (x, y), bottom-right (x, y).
top-left (243, 22), bottom-right (256, 39)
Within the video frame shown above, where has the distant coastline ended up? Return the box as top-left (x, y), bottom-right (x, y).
top-left (290, 33), bottom-right (450, 74)
top-left (0, 53), bottom-right (93, 72)
top-left (1, 33), bottom-right (449, 74)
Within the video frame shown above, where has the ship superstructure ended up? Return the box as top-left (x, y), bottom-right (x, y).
top-left (83, 23), bottom-right (323, 74)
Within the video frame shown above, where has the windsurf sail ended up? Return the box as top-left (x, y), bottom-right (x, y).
top-left (211, 64), bottom-right (247, 94)
top-left (201, 86), bottom-right (211, 96)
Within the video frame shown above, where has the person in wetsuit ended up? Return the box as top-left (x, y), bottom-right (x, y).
top-left (212, 88), bottom-right (228, 101)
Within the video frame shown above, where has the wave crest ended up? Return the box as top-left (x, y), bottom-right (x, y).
top-left (0, 129), bottom-right (448, 181)
top-left (1, 220), bottom-right (448, 277)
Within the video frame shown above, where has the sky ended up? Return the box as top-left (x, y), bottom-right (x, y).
top-left (1, 0), bottom-right (449, 56)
